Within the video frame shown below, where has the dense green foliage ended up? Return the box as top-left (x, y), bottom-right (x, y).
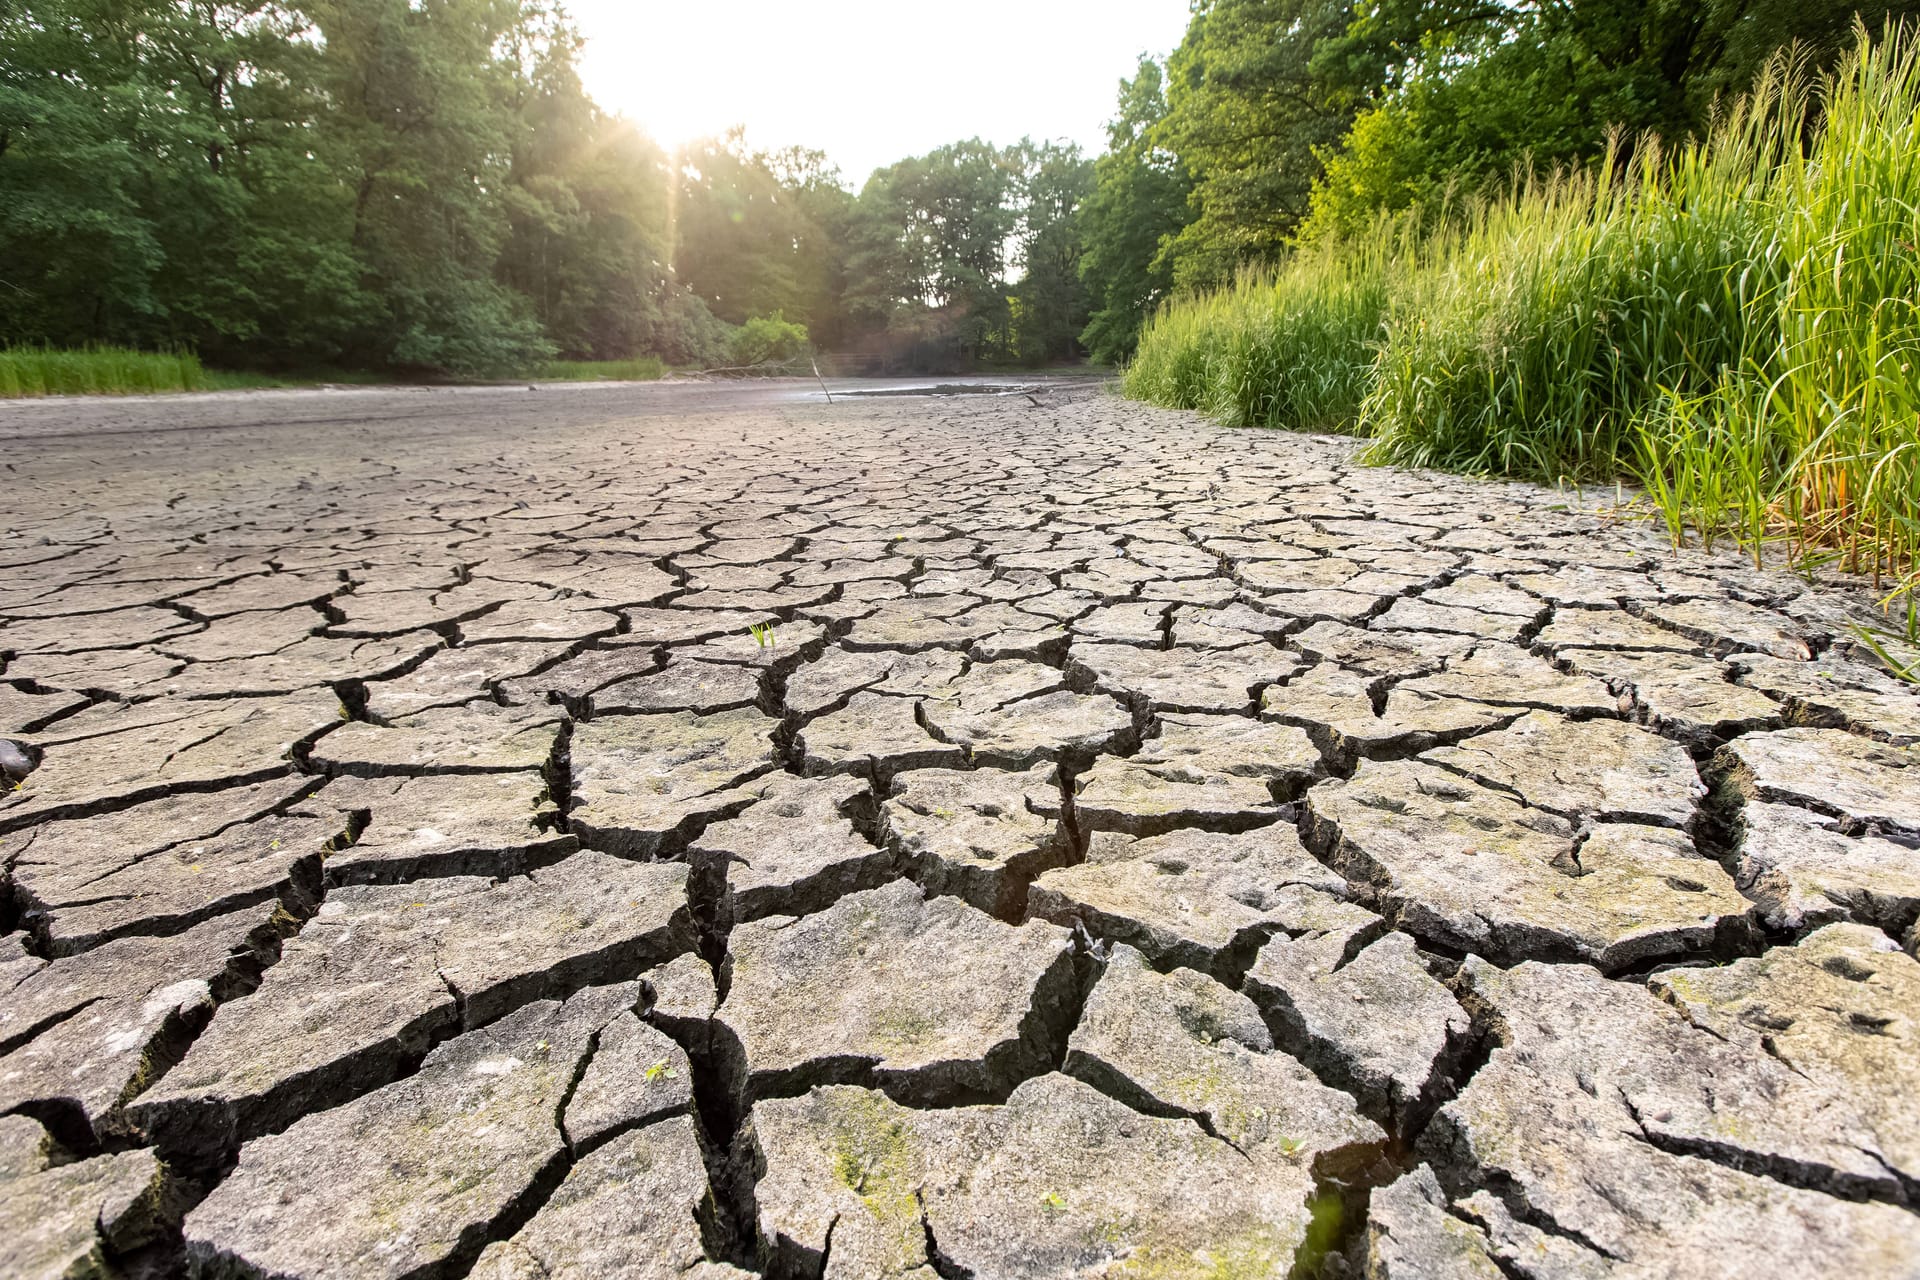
top-left (728, 313), bottom-right (812, 370)
top-left (1127, 30), bottom-right (1920, 610)
top-left (840, 139), bottom-right (1093, 367)
top-left (1078, 59), bottom-right (1192, 364)
top-left (1300, 0), bottom-right (1912, 241)
top-left (1, 1), bottom-right (1096, 379)
top-left (3, 0), bottom-right (647, 375)
top-left (1156, 0), bottom-right (1356, 289)
top-left (1073, 0), bottom-right (1900, 358)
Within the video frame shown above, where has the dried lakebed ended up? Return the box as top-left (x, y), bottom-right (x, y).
top-left (1, 379), bottom-right (1917, 1279)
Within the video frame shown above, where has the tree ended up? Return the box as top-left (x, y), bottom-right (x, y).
top-left (675, 132), bottom-right (800, 324)
top-left (0, 0), bottom-right (355, 353)
top-left (0, 0), bottom-right (165, 345)
top-left (1155, 0), bottom-right (1358, 289)
top-left (1008, 141), bottom-right (1093, 364)
top-left (2, 0), bottom-right (598, 374)
top-left (1299, 0), bottom-right (1912, 240)
top-left (1078, 57), bottom-right (1193, 364)
top-left (307, 0), bottom-right (552, 374)
top-left (494, 13), bottom-right (682, 361)
top-left (765, 145), bottom-right (856, 349)
top-left (843, 139), bottom-right (1022, 361)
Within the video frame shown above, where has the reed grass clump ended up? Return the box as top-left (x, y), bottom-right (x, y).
top-left (1124, 224), bottom-right (1401, 432)
top-left (536, 356), bottom-right (667, 383)
top-left (1124, 23), bottom-right (1920, 619)
top-left (0, 346), bottom-right (208, 397)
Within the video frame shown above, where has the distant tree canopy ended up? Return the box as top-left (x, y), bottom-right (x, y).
top-left (0, 0), bottom-right (1094, 375)
top-left (842, 138), bottom-right (1092, 366)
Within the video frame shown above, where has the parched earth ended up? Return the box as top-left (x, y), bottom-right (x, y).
top-left (2, 378), bottom-right (1918, 1280)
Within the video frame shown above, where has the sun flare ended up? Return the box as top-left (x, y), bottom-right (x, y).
top-left (563, 0), bottom-right (1190, 184)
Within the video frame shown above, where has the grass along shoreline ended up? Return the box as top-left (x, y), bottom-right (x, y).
top-left (1125, 27), bottom-right (1920, 634)
top-left (0, 348), bottom-right (672, 399)
top-left (0, 347), bottom-right (214, 397)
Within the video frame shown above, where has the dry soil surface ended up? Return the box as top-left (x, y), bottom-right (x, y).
top-left (2, 378), bottom-right (1918, 1280)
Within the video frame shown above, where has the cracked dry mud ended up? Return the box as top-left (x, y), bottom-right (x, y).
top-left (1, 379), bottom-right (1918, 1280)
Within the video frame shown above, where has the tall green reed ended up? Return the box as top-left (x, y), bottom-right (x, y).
top-left (1124, 217), bottom-right (1407, 431)
top-left (0, 346), bottom-right (208, 397)
top-left (1634, 29), bottom-right (1920, 610)
top-left (1362, 66), bottom-right (1799, 481)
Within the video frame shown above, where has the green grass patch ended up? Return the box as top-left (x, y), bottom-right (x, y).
top-left (0, 346), bottom-right (208, 397)
top-left (0, 349), bottom-right (671, 397)
top-left (1125, 227), bottom-right (1402, 431)
top-left (536, 357), bottom-right (667, 383)
top-left (1125, 24), bottom-right (1920, 635)
top-left (0, 349), bottom-right (409, 397)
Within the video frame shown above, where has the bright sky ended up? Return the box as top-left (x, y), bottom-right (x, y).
top-left (564, 0), bottom-right (1193, 187)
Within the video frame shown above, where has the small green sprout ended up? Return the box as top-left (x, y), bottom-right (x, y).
top-left (747, 621), bottom-right (777, 649)
top-left (644, 1058), bottom-right (679, 1083)
top-left (1040, 1191), bottom-right (1067, 1211)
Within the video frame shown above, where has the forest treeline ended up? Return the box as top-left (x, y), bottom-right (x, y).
top-left (0, 0), bottom-right (1091, 375)
top-left (0, 1), bottom-right (1900, 377)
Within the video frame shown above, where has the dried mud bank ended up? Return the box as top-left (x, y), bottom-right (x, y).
top-left (0, 380), bottom-right (1917, 1279)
